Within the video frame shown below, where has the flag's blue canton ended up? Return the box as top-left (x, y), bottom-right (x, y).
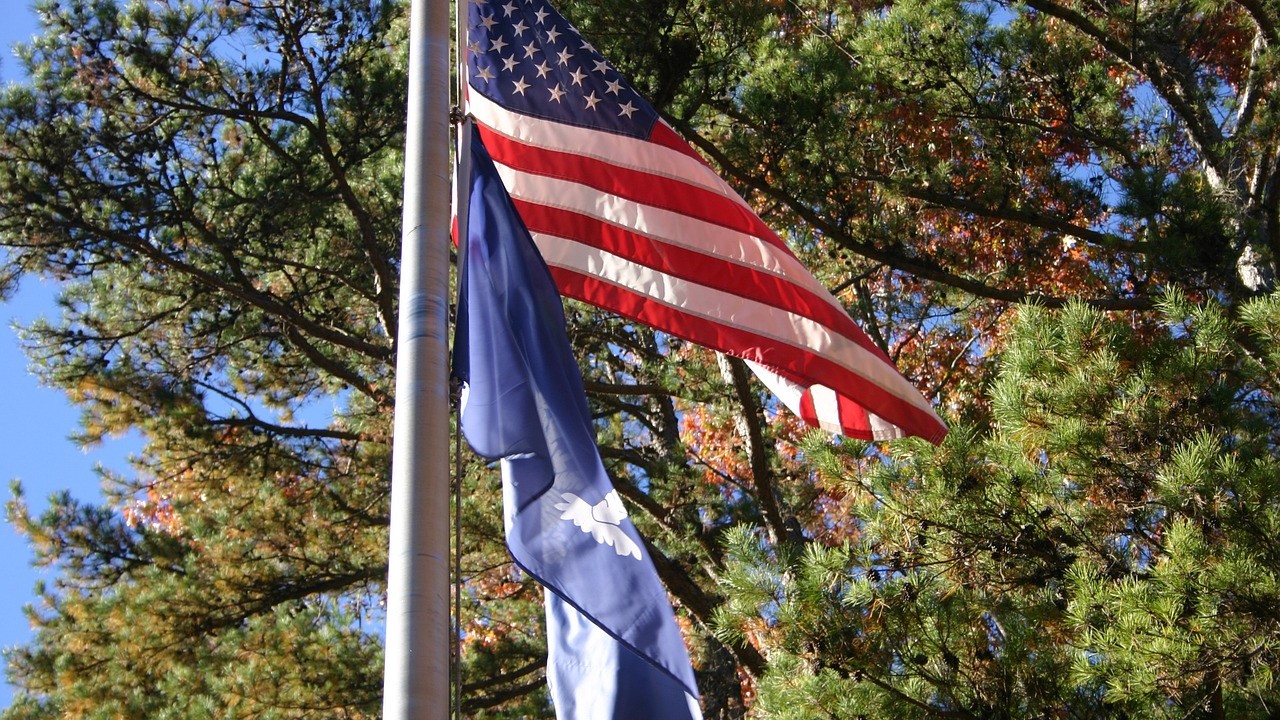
top-left (467, 0), bottom-right (659, 139)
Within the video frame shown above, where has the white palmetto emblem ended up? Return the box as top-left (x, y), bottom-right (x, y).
top-left (555, 490), bottom-right (641, 560)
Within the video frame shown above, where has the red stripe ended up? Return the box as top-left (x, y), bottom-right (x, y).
top-left (799, 392), bottom-right (876, 440)
top-left (551, 267), bottom-right (948, 442)
top-left (833, 392), bottom-right (874, 439)
top-left (798, 393), bottom-right (819, 429)
top-left (476, 124), bottom-right (793, 256)
top-left (649, 120), bottom-right (707, 164)
top-left (467, 113), bottom-right (947, 443)
top-left (516, 201), bottom-right (892, 363)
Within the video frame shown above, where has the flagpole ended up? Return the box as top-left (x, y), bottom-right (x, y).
top-left (451, 6), bottom-right (472, 715)
top-left (383, 0), bottom-right (452, 713)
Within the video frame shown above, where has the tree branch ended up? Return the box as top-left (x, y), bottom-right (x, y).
top-left (1233, 0), bottom-right (1280, 47)
top-left (678, 124), bottom-right (1154, 311)
top-left (285, 23), bottom-right (398, 342)
top-left (1019, 0), bottom-right (1230, 187)
top-left (718, 354), bottom-right (788, 547)
top-left (582, 380), bottom-right (675, 396)
top-left (461, 657), bottom-right (546, 708)
top-left (644, 534), bottom-right (769, 679)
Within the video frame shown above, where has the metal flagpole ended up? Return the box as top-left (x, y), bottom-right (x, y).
top-left (450, 3), bottom-right (472, 716)
top-left (383, 0), bottom-right (452, 712)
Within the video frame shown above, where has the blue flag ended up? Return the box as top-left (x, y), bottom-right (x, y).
top-left (453, 127), bottom-right (702, 720)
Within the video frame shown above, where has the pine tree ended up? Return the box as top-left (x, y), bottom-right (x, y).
top-left (1, 0), bottom-right (404, 715)
top-left (713, 295), bottom-right (1280, 717)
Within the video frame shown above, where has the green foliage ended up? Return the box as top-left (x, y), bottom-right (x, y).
top-left (709, 296), bottom-right (1280, 717)
top-left (0, 0), bottom-right (406, 714)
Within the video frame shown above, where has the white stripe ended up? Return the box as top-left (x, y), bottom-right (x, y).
top-left (747, 362), bottom-right (868, 436)
top-left (532, 232), bottom-right (941, 418)
top-left (807, 385), bottom-right (847, 436)
top-left (491, 161), bottom-right (849, 316)
top-left (471, 92), bottom-right (743, 203)
top-left (867, 412), bottom-right (899, 440)
top-left (746, 361), bottom-right (909, 440)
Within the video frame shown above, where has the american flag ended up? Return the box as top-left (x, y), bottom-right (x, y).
top-left (463, 0), bottom-right (948, 443)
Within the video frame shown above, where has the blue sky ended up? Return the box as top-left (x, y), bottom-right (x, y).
top-left (0, 5), bottom-right (140, 708)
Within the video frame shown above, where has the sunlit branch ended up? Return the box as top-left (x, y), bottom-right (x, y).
top-left (1017, 0), bottom-right (1230, 187)
top-left (679, 122), bottom-right (1154, 310)
top-left (642, 534), bottom-right (769, 679)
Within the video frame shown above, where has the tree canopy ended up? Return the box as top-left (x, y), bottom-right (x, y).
top-left (1, 0), bottom-right (1278, 718)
